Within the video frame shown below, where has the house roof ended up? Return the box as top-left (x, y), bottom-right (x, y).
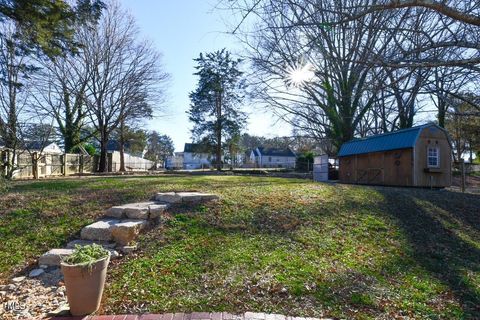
top-left (184, 143), bottom-right (210, 153)
top-left (257, 147), bottom-right (296, 157)
top-left (25, 140), bottom-right (58, 150)
top-left (338, 123), bottom-right (444, 157)
top-left (106, 140), bottom-right (130, 151)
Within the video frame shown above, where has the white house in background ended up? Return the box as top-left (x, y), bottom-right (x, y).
top-left (25, 141), bottom-right (63, 154)
top-left (183, 143), bottom-right (212, 169)
top-left (250, 147), bottom-right (297, 168)
top-left (166, 152), bottom-right (184, 169)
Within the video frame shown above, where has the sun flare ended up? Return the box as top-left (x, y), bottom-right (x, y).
top-left (286, 62), bottom-right (315, 87)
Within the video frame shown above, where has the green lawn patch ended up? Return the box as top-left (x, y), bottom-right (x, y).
top-left (1, 175), bottom-right (479, 319)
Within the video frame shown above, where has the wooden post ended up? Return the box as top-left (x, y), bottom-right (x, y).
top-left (1, 150), bottom-right (5, 177)
top-left (32, 152), bottom-right (39, 179)
top-left (79, 154), bottom-right (84, 174)
top-left (4, 149), bottom-right (11, 178)
top-left (62, 154), bottom-right (67, 176)
top-left (460, 159), bottom-right (466, 193)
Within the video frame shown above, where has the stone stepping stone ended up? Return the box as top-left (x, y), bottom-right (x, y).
top-left (111, 220), bottom-right (148, 245)
top-left (80, 219), bottom-right (120, 241)
top-left (81, 218), bottom-right (147, 242)
top-left (155, 192), bottom-right (219, 204)
top-left (38, 248), bottom-right (74, 266)
top-left (149, 203), bottom-right (169, 218)
top-left (106, 202), bottom-right (170, 219)
top-left (38, 247), bottom-right (120, 266)
top-left (154, 192), bottom-right (182, 203)
top-left (37, 192), bottom-right (219, 269)
top-left (177, 192), bottom-right (219, 203)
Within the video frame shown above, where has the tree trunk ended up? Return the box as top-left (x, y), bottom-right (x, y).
top-left (98, 128), bottom-right (109, 172)
top-left (437, 98), bottom-right (446, 128)
top-left (215, 92), bottom-right (222, 171)
top-left (64, 129), bottom-right (82, 153)
top-left (5, 149), bottom-right (16, 179)
top-left (5, 101), bottom-right (18, 179)
top-left (119, 120), bottom-right (126, 172)
top-left (32, 153), bottom-right (38, 180)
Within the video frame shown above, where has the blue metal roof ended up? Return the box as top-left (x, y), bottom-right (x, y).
top-left (338, 124), bottom-right (437, 157)
top-left (257, 147), bottom-right (296, 157)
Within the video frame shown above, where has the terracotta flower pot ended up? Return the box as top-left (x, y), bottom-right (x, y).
top-left (61, 255), bottom-right (110, 316)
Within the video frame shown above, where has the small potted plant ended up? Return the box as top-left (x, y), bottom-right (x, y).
top-left (61, 244), bottom-right (110, 316)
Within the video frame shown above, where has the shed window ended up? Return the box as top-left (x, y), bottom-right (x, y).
top-left (427, 147), bottom-right (439, 167)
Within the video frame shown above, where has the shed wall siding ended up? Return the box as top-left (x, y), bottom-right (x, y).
top-left (339, 148), bottom-right (414, 186)
top-left (413, 127), bottom-right (452, 187)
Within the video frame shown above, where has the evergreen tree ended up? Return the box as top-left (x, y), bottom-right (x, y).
top-left (0, 0), bottom-right (104, 57)
top-left (188, 49), bottom-right (247, 170)
top-left (144, 131), bottom-right (174, 168)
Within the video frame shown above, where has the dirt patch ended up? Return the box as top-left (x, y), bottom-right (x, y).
top-left (451, 175), bottom-right (480, 193)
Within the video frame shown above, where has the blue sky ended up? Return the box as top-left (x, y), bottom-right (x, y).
top-left (120, 0), bottom-right (290, 151)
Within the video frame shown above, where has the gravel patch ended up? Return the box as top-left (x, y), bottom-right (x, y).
top-left (0, 267), bottom-right (67, 319)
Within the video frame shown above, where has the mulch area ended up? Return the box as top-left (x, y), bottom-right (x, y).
top-left (451, 174), bottom-right (480, 193)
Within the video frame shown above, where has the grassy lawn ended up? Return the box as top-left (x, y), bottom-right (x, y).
top-left (1, 175), bottom-right (479, 319)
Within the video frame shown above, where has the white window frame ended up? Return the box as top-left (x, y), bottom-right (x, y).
top-left (427, 146), bottom-right (440, 168)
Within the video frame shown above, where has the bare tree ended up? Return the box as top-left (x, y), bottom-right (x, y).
top-left (82, 0), bottom-right (168, 172)
top-left (225, 0), bottom-right (409, 150)
top-left (0, 22), bottom-right (32, 178)
top-left (222, 0), bottom-right (479, 151)
top-left (340, 1), bottom-right (480, 27)
top-left (32, 42), bottom-right (93, 152)
top-left (226, 0), bottom-right (480, 67)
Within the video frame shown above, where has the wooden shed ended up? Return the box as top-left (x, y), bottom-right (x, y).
top-left (338, 124), bottom-right (452, 187)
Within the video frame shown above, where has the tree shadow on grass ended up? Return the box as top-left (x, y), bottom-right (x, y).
top-left (377, 188), bottom-right (480, 318)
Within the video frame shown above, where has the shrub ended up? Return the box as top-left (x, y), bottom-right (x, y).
top-left (296, 151), bottom-right (315, 172)
top-left (70, 143), bottom-right (98, 156)
top-left (0, 175), bottom-right (10, 194)
top-left (62, 244), bottom-right (109, 266)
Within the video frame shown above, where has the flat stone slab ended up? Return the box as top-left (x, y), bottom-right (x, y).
top-left (111, 219), bottom-right (148, 245)
top-left (124, 202), bottom-right (157, 219)
top-left (105, 206), bottom-right (126, 219)
top-left (149, 203), bottom-right (169, 219)
top-left (106, 202), bottom-right (153, 219)
top-left (80, 219), bottom-right (120, 241)
top-left (154, 192), bottom-right (219, 204)
top-left (114, 219), bottom-right (148, 230)
top-left (155, 192), bottom-right (182, 203)
top-left (66, 239), bottom-right (117, 249)
top-left (177, 192), bottom-right (219, 203)
top-left (106, 201), bottom-right (168, 219)
top-left (38, 248), bottom-right (74, 266)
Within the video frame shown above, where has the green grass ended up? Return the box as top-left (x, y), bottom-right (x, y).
top-left (1, 175), bottom-right (479, 319)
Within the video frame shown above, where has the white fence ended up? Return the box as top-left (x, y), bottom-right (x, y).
top-left (108, 151), bottom-right (154, 171)
top-left (1, 149), bottom-right (96, 179)
top-left (1, 148), bottom-right (154, 179)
